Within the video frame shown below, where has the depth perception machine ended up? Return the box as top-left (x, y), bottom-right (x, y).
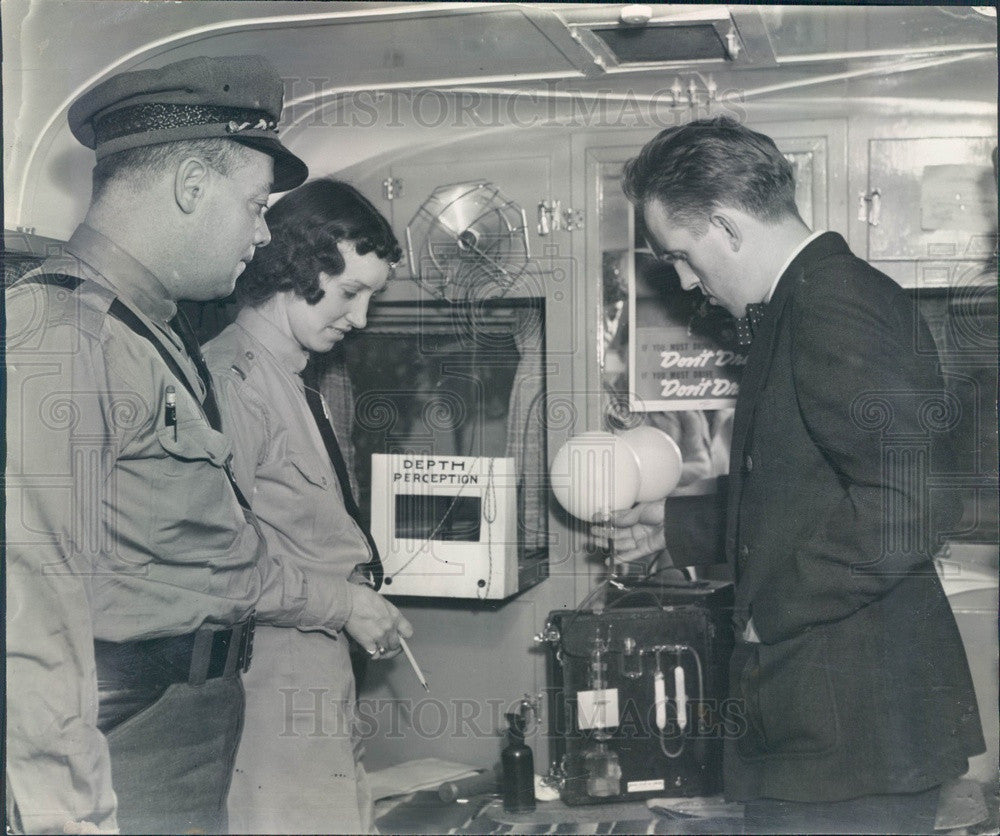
top-left (539, 577), bottom-right (735, 806)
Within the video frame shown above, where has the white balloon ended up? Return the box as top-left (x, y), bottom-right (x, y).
top-left (550, 431), bottom-right (641, 521)
top-left (618, 426), bottom-right (683, 502)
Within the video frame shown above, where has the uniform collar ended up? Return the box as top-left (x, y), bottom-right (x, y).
top-left (65, 224), bottom-right (177, 324)
top-left (236, 305), bottom-right (310, 376)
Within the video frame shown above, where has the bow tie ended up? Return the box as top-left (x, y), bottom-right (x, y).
top-left (735, 302), bottom-right (768, 347)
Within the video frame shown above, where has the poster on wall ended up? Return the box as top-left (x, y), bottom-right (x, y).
top-left (621, 148), bottom-right (817, 413)
top-left (627, 252), bottom-right (748, 412)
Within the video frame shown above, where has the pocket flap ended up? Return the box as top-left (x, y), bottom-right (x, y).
top-left (156, 421), bottom-right (232, 466)
top-left (288, 454), bottom-right (331, 489)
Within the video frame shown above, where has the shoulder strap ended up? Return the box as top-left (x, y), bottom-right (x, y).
top-left (106, 298), bottom-right (204, 409)
top-left (303, 383), bottom-right (384, 590)
top-left (17, 273), bottom-right (251, 512)
top-left (170, 308), bottom-right (224, 431)
top-left (17, 273), bottom-right (204, 413)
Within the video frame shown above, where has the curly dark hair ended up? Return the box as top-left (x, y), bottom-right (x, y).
top-left (236, 178), bottom-right (402, 307)
top-left (622, 116), bottom-right (800, 231)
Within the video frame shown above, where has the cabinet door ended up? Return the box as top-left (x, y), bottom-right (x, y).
top-left (867, 136), bottom-right (998, 288)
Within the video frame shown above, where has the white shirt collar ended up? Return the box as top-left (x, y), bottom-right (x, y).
top-left (764, 229), bottom-right (827, 303)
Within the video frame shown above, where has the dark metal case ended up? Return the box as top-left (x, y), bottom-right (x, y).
top-left (543, 580), bottom-right (734, 805)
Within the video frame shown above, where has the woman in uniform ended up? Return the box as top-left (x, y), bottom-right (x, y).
top-left (204, 178), bottom-right (410, 833)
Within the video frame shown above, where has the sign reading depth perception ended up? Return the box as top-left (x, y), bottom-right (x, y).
top-left (370, 454), bottom-right (520, 599)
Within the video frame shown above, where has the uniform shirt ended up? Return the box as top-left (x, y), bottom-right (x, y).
top-left (203, 306), bottom-right (373, 632)
top-left (5, 224), bottom-right (347, 832)
top-left (205, 308), bottom-right (376, 834)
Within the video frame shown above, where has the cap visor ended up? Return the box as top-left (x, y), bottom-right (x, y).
top-left (231, 136), bottom-right (308, 192)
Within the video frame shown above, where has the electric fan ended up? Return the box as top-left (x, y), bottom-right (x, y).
top-left (405, 181), bottom-right (532, 302)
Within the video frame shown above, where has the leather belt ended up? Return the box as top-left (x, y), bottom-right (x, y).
top-left (95, 614), bottom-right (256, 689)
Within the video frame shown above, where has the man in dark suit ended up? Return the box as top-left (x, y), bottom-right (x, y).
top-left (607, 117), bottom-right (984, 833)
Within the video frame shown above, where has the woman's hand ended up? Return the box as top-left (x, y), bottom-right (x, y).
top-left (344, 584), bottom-right (413, 660)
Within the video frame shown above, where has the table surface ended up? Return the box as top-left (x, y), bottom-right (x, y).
top-left (374, 777), bottom-right (1000, 835)
top-left (375, 792), bottom-right (746, 834)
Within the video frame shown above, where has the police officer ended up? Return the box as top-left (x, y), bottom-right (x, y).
top-left (4, 55), bottom-right (381, 834)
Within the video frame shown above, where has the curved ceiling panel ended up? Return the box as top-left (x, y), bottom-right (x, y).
top-left (4, 1), bottom-right (996, 238)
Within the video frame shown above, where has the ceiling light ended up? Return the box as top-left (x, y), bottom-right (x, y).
top-left (620, 4), bottom-right (653, 26)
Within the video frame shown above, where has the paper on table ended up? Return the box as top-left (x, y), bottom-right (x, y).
top-left (647, 795), bottom-right (744, 819)
top-left (367, 757), bottom-right (482, 800)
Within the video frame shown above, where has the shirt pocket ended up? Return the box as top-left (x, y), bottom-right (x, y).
top-left (288, 454), bottom-right (332, 491)
top-left (149, 420), bottom-right (243, 560)
top-left (277, 453), bottom-right (338, 547)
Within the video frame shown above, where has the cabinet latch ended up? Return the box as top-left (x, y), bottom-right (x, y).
top-left (858, 189), bottom-right (882, 226)
top-left (537, 200), bottom-right (584, 235)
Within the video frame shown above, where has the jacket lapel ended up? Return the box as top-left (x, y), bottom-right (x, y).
top-left (724, 279), bottom-right (793, 571)
top-left (724, 232), bottom-right (850, 566)
top-left (729, 269), bottom-right (796, 463)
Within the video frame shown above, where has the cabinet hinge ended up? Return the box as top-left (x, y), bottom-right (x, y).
top-left (383, 177), bottom-right (404, 200)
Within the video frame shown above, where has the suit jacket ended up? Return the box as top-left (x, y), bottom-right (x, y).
top-left (722, 232), bottom-right (984, 802)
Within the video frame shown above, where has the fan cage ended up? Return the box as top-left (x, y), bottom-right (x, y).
top-left (406, 181), bottom-right (532, 301)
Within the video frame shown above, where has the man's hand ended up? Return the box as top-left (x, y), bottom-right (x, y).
top-left (590, 500), bottom-right (667, 563)
top-left (344, 584), bottom-right (413, 660)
